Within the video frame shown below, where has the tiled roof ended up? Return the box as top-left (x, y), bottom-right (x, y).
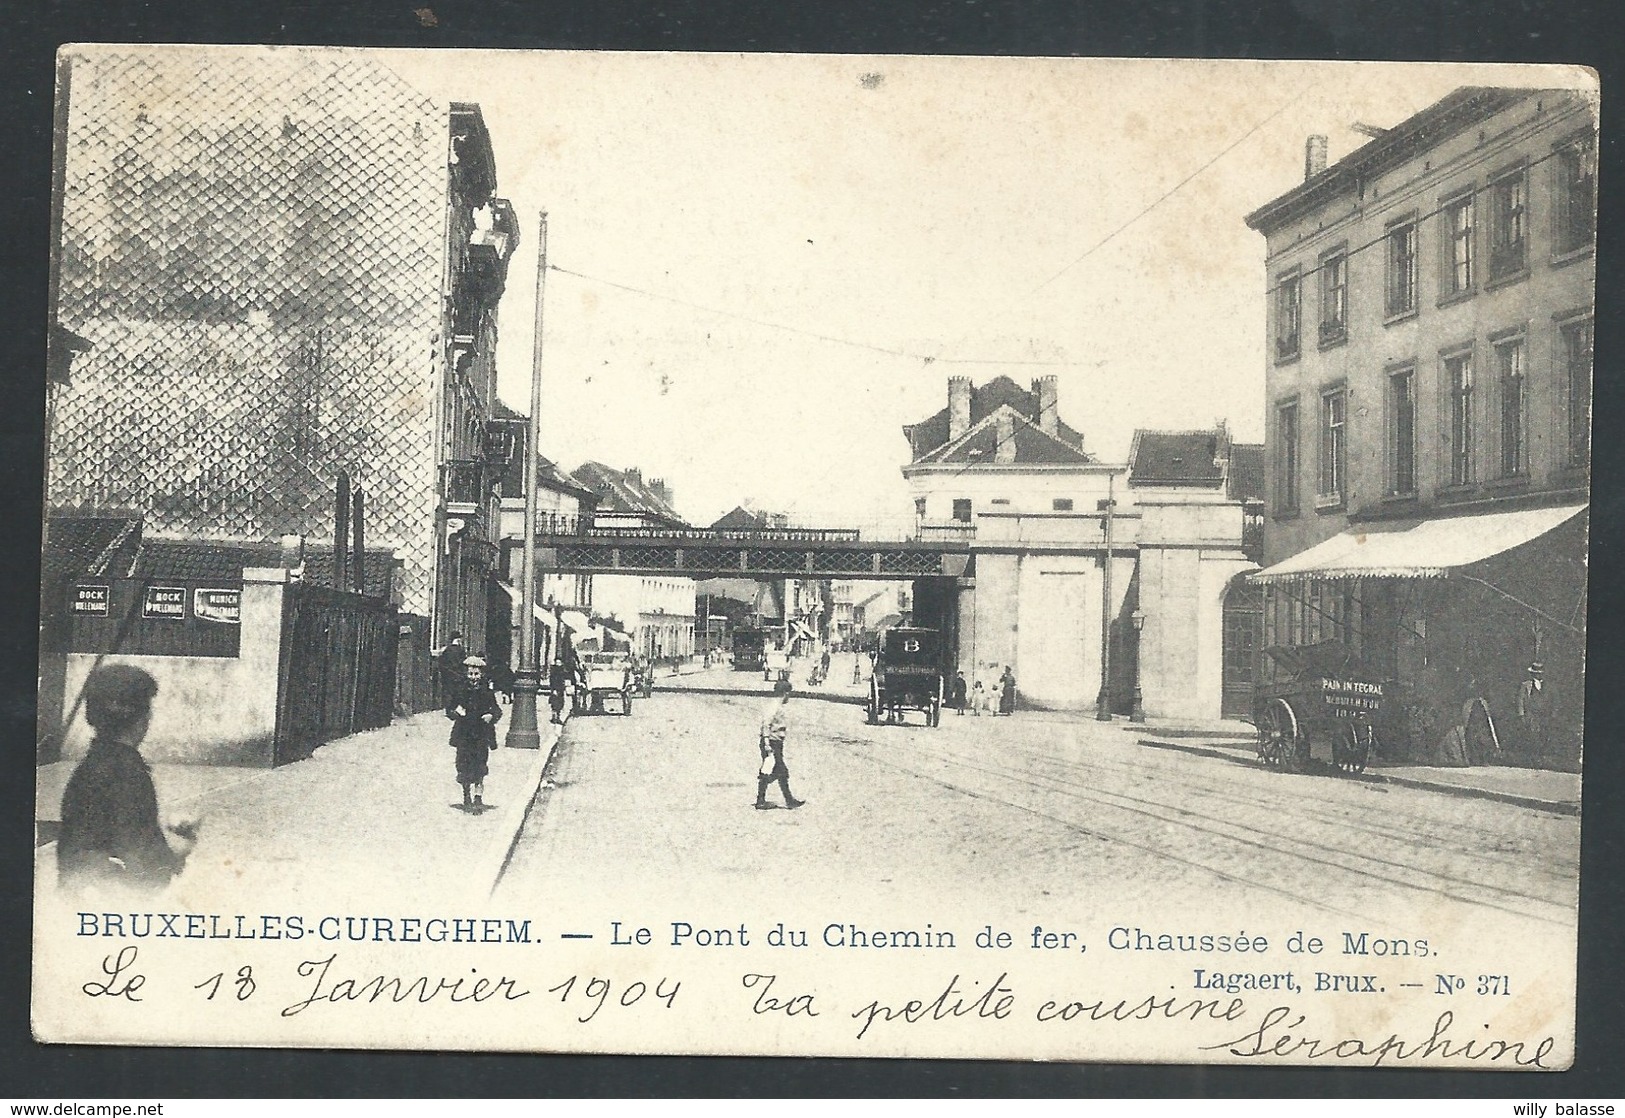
top-left (913, 407), bottom-right (1094, 466)
top-left (1228, 444), bottom-right (1266, 504)
top-left (903, 375), bottom-right (1085, 460)
top-left (48, 46), bottom-right (456, 614)
top-left (132, 539), bottom-right (263, 583)
top-left (490, 396), bottom-right (527, 422)
top-left (1128, 430), bottom-right (1226, 487)
top-left (536, 458), bottom-right (599, 503)
top-left (488, 407), bottom-right (599, 504)
top-left (300, 547), bottom-right (399, 598)
top-left (710, 507), bottom-right (765, 531)
top-left (572, 462), bottom-right (687, 527)
top-left (127, 538), bottom-right (397, 597)
top-left (710, 506), bottom-right (786, 531)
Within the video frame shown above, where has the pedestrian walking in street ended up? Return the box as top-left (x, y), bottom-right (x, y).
top-left (755, 677), bottom-right (804, 811)
top-left (999, 666), bottom-right (1017, 716)
top-left (548, 657), bottom-right (570, 724)
top-left (447, 656), bottom-right (502, 812)
top-left (951, 670), bottom-right (968, 715)
top-left (851, 654), bottom-right (863, 685)
top-left (489, 657), bottom-right (515, 705)
top-left (970, 679), bottom-right (987, 715)
top-left (58, 664), bottom-right (199, 898)
top-left (436, 631), bottom-right (466, 704)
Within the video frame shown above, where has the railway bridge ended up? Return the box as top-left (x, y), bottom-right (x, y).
top-left (533, 525), bottom-right (972, 580)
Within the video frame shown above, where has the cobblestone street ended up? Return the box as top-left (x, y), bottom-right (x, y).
top-left (497, 677), bottom-right (1579, 953)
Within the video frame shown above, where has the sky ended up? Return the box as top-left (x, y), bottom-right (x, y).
top-left (381, 53), bottom-right (1586, 528)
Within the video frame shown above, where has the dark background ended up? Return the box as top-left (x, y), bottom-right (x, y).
top-left (2, 0), bottom-right (1621, 1098)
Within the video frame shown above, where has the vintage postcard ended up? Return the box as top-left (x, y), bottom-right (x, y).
top-left (33, 46), bottom-right (1593, 1066)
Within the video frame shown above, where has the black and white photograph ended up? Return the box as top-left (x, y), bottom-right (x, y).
top-left (31, 46), bottom-right (1594, 1066)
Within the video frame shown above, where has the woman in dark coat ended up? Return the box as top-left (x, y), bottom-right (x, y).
top-left (447, 656), bottom-right (502, 811)
top-left (998, 665), bottom-right (1017, 715)
top-left (59, 664), bottom-right (197, 897)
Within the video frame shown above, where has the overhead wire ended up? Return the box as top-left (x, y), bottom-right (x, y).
top-left (916, 82), bottom-right (1314, 370)
top-left (548, 264), bottom-right (1097, 367)
top-left (546, 86), bottom-right (1311, 374)
top-left (1260, 141), bottom-right (1584, 302)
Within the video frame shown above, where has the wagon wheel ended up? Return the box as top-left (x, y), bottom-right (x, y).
top-left (866, 680), bottom-right (880, 725)
top-left (1333, 721), bottom-right (1373, 775)
top-left (1256, 699), bottom-right (1299, 771)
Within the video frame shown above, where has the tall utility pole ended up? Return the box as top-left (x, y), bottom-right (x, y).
top-left (334, 469), bottom-right (350, 592)
top-left (1095, 472), bottom-right (1115, 721)
top-left (506, 211), bottom-right (548, 750)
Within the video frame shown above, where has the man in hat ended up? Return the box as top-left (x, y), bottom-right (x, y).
top-left (755, 677), bottom-right (805, 810)
top-left (59, 664), bottom-right (199, 896)
top-left (1518, 661), bottom-right (1550, 756)
top-left (447, 655), bottom-right (502, 811)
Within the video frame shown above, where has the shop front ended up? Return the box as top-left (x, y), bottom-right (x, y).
top-left (1251, 503), bottom-right (1586, 770)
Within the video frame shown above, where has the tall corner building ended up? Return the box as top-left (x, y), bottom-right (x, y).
top-left (1245, 86), bottom-right (1595, 766)
top-left (46, 46), bottom-right (519, 645)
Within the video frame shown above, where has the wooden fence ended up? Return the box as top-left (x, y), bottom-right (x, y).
top-left (274, 582), bottom-right (398, 765)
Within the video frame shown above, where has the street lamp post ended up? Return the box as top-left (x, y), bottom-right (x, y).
top-left (1095, 474), bottom-right (1116, 722)
top-left (1130, 608), bottom-right (1146, 722)
top-left (506, 211), bottom-right (549, 750)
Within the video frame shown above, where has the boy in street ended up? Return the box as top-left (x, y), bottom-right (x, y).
top-left (447, 656), bottom-right (502, 811)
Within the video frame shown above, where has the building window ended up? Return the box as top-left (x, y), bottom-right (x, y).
top-left (1387, 367), bottom-right (1417, 497)
top-left (1385, 220), bottom-right (1418, 318)
top-left (1275, 270), bottom-right (1301, 361)
top-left (1554, 136), bottom-right (1596, 256)
top-left (1442, 193), bottom-right (1475, 297)
top-left (1318, 249), bottom-right (1347, 344)
top-left (1318, 388), bottom-right (1346, 506)
top-left (1445, 351), bottom-right (1474, 487)
top-left (1488, 169), bottom-right (1528, 281)
top-left (1495, 336), bottom-right (1527, 478)
top-left (1553, 138), bottom-right (1592, 256)
top-left (1052, 498), bottom-right (1074, 511)
top-left (914, 496), bottom-right (927, 520)
top-left (1563, 317), bottom-right (1593, 469)
top-left (1275, 401), bottom-right (1300, 516)
top-left (951, 498), bottom-right (972, 523)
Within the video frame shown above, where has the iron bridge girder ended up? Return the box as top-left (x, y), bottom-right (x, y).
top-left (539, 531), bottom-right (969, 579)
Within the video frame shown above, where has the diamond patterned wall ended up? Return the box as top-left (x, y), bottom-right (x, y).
top-left (50, 47), bottom-right (451, 613)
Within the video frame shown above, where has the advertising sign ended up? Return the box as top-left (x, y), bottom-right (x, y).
top-left (142, 585), bottom-right (187, 620)
top-left (70, 583), bottom-right (109, 616)
top-left (193, 587), bottom-right (242, 624)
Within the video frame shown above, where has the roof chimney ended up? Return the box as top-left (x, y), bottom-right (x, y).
top-left (995, 411), bottom-right (1017, 463)
top-left (948, 376), bottom-right (972, 442)
top-left (650, 478), bottom-right (671, 505)
top-left (1305, 135), bottom-right (1328, 181)
top-left (625, 466), bottom-right (642, 485)
top-left (1031, 375), bottom-right (1058, 437)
